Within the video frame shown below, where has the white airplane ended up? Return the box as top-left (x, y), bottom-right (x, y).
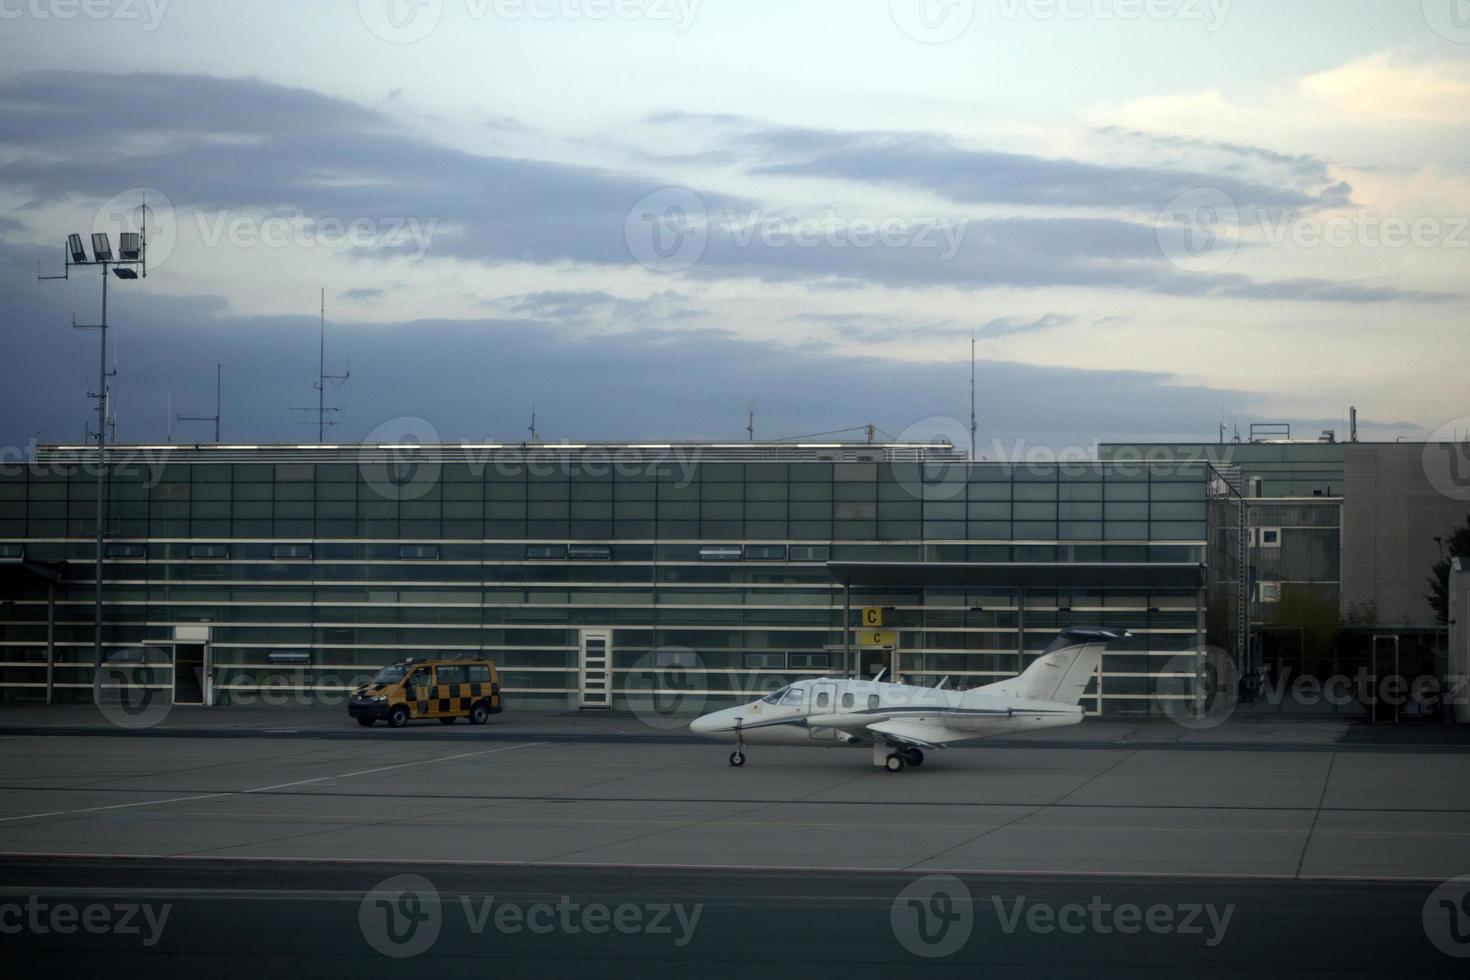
top-left (690, 627), bottom-right (1127, 771)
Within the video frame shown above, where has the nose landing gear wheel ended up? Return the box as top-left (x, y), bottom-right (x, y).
top-left (729, 751), bottom-right (746, 768)
top-left (884, 753), bottom-right (906, 773)
top-left (901, 748), bottom-right (924, 768)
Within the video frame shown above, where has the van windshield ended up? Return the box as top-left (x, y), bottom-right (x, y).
top-left (372, 665), bottom-right (407, 685)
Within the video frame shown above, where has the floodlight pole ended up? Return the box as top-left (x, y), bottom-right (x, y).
top-left (39, 220), bottom-right (148, 676)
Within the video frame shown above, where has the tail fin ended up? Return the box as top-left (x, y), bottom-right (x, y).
top-left (980, 628), bottom-right (1127, 705)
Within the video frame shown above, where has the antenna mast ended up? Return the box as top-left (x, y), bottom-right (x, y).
top-left (177, 363), bottom-right (223, 442)
top-left (528, 406), bottom-right (539, 442)
top-left (747, 403), bottom-right (755, 443)
top-left (293, 289), bottom-right (349, 440)
top-left (969, 333), bottom-right (977, 461)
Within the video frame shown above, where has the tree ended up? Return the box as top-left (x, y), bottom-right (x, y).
top-left (1427, 513), bottom-right (1470, 626)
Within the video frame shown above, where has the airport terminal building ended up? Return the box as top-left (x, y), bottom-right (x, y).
top-left (0, 442), bottom-right (1247, 716)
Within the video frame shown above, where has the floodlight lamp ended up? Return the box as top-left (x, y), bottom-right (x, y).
top-left (112, 267), bottom-right (139, 280)
top-left (90, 233), bottom-right (113, 262)
top-left (118, 232), bottom-right (141, 261)
top-left (67, 233), bottom-right (87, 265)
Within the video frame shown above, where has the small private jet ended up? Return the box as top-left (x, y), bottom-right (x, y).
top-left (689, 627), bottom-right (1127, 771)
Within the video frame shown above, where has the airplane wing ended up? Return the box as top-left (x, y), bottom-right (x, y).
top-left (862, 719), bottom-right (972, 750)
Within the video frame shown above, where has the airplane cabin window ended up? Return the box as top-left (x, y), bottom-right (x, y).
top-left (816, 691), bottom-right (830, 708)
top-left (868, 694), bottom-right (880, 710)
top-left (841, 693), bottom-right (854, 709)
top-left (780, 688), bottom-right (804, 706)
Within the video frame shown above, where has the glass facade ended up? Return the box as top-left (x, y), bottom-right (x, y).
top-left (0, 444), bottom-right (1235, 715)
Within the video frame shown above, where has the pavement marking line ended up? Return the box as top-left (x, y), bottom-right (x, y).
top-left (0, 742), bottom-right (541, 824)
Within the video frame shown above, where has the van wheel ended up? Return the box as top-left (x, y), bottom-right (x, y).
top-left (468, 702), bottom-right (490, 725)
top-left (388, 705), bottom-right (410, 728)
top-left (356, 716), bottom-right (375, 727)
top-left (438, 716), bottom-right (456, 725)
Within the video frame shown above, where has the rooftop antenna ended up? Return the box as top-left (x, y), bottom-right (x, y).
top-left (167, 393), bottom-right (173, 443)
top-left (178, 363), bottom-right (222, 442)
top-left (293, 289), bottom-right (349, 440)
top-left (528, 405), bottom-right (539, 442)
top-left (969, 332), bottom-right (977, 461)
top-left (747, 403), bottom-right (755, 443)
top-left (1350, 406), bottom-right (1359, 443)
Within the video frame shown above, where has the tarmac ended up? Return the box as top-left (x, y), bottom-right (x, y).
top-left (2, 705), bottom-right (1469, 975)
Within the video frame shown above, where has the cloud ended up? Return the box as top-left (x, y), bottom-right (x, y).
top-left (0, 71), bottom-right (1446, 311)
top-left (339, 287), bottom-right (384, 301)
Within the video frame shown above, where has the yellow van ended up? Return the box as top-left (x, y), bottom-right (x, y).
top-left (349, 658), bottom-right (503, 727)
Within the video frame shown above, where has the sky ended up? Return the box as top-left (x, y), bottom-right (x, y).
top-left (0, 0), bottom-right (1466, 453)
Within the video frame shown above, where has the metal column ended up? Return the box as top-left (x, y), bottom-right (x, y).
top-left (45, 581), bottom-right (55, 706)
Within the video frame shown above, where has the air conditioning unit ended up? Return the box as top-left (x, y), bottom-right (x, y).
top-left (1258, 581), bottom-right (1283, 603)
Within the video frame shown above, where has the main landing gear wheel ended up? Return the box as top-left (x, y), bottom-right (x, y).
top-left (884, 753), bottom-right (906, 773)
top-left (901, 748), bottom-right (924, 768)
top-left (729, 751), bottom-right (746, 768)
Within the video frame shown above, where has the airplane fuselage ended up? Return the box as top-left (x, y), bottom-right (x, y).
top-left (689, 676), bottom-right (1084, 748)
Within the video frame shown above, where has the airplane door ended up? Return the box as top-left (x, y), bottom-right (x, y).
top-left (807, 681), bottom-right (839, 742)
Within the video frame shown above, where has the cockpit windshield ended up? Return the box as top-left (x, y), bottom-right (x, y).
top-left (761, 686), bottom-right (789, 704)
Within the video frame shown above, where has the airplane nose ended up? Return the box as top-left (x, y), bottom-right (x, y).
top-left (689, 712), bottom-right (715, 735)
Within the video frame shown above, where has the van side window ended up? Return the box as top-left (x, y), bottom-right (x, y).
top-left (436, 666), bottom-right (467, 686)
top-left (868, 694), bottom-right (880, 710)
top-left (468, 664), bottom-right (491, 683)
